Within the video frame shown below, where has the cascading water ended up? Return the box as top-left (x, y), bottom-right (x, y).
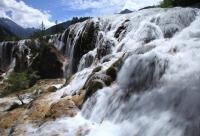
top-left (1, 7), bottom-right (200, 136)
top-left (0, 41), bottom-right (16, 72)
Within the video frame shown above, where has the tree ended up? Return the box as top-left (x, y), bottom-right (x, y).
top-left (55, 20), bottom-right (58, 33)
top-left (160, 0), bottom-right (175, 8)
top-left (41, 21), bottom-right (45, 31)
top-left (173, 0), bottom-right (199, 6)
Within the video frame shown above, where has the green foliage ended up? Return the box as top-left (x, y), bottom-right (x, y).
top-left (5, 70), bottom-right (39, 93)
top-left (0, 27), bottom-right (20, 42)
top-left (71, 17), bottom-right (91, 25)
top-left (160, 0), bottom-right (175, 8)
top-left (6, 72), bottom-right (29, 92)
top-left (160, 0), bottom-right (199, 8)
top-left (173, 0), bottom-right (199, 6)
top-left (32, 17), bottom-right (92, 38)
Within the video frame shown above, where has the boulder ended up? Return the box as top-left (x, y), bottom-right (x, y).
top-left (72, 90), bottom-right (86, 108)
top-left (85, 79), bottom-right (105, 99)
top-left (45, 97), bottom-right (78, 118)
top-left (47, 86), bottom-right (57, 92)
top-left (83, 73), bottom-right (113, 102)
top-left (106, 66), bottom-right (117, 81)
top-left (114, 19), bottom-right (129, 41)
top-left (105, 56), bottom-right (124, 81)
top-left (92, 66), bottom-right (102, 73)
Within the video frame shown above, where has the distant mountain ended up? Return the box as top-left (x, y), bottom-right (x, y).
top-left (0, 18), bottom-right (38, 38)
top-left (119, 9), bottom-right (133, 14)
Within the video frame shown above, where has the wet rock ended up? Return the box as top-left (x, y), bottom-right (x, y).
top-left (106, 66), bottom-right (117, 81)
top-left (76, 125), bottom-right (90, 136)
top-left (136, 22), bottom-right (162, 44)
top-left (69, 20), bottom-right (99, 74)
top-left (85, 73), bottom-right (113, 88)
top-left (135, 45), bottom-right (156, 54)
top-left (72, 90), bottom-right (86, 108)
top-left (47, 86), bottom-right (57, 92)
top-left (114, 20), bottom-right (129, 41)
top-left (6, 102), bottom-right (21, 111)
top-left (45, 97), bottom-right (78, 118)
top-left (96, 38), bottom-right (115, 60)
top-left (84, 79), bottom-right (105, 102)
top-left (78, 53), bottom-right (95, 71)
top-left (92, 66), bottom-right (102, 73)
top-left (118, 54), bottom-right (168, 92)
top-left (83, 73), bottom-right (113, 102)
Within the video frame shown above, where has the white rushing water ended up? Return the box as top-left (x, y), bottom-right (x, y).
top-left (7, 7), bottom-right (200, 136)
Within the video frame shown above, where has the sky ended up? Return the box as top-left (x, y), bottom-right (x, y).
top-left (0, 0), bottom-right (162, 29)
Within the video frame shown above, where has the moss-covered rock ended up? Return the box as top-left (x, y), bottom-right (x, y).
top-left (82, 73), bottom-right (114, 103)
top-left (30, 39), bottom-right (65, 79)
top-left (92, 66), bottom-right (102, 73)
top-left (106, 66), bottom-right (117, 81)
top-left (84, 79), bottom-right (105, 101)
top-left (47, 86), bottom-right (57, 92)
top-left (84, 73), bottom-right (113, 89)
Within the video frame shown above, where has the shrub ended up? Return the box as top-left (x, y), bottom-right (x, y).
top-left (174, 0), bottom-right (199, 6)
top-left (160, 0), bottom-right (175, 8)
top-left (160, 0), bottom-right (199, 8)
top-left (6, 72), bottom-right (29, 92)
top-left (5, 70), bottom-right (39, 93)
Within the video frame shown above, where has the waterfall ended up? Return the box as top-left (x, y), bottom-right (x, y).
top-left (0, 41), bottom-right (16, 72)
top-left (1, 7), bottom-right (200, 136)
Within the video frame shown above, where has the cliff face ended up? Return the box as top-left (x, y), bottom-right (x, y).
top-left (0, 39), bottom-right (65, 79)
top-left (0, 7), bottom-right (200, 136)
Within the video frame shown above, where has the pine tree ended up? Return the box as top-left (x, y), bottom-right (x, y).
top-left (41, 21), bottom-right (45, 31)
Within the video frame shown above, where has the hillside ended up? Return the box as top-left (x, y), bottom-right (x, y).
top-left (0, 18), bottom-right (37, 39)
top-left (0, 26), bottom-right (19, 42)
top-left (44, 17), bottom-right (91, 35)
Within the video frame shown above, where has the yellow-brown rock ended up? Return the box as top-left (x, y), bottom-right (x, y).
top-left (46, 97), bottom-right (78, 119)
top-left (72, 90), bottom-right (86, 108)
